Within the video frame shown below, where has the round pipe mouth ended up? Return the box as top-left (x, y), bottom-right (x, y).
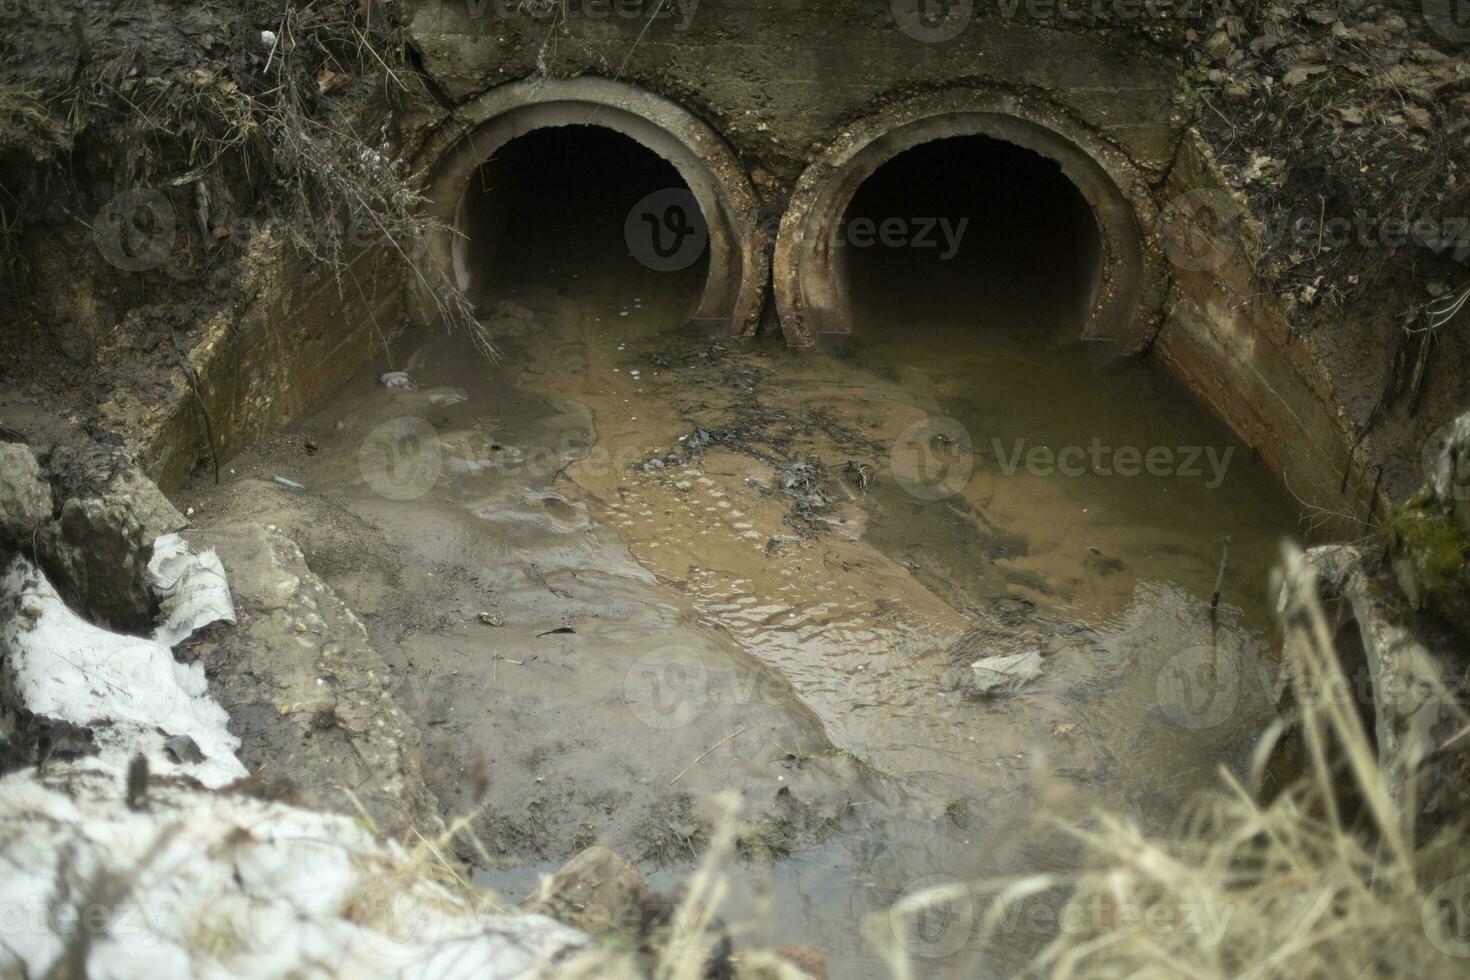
top-left (831, 133), bottom-right (1106, 345)
top-left (415, 77), bottom-right (768, 337)
top-left (450, 123), bottom-right (712, 323)
top-left (773, 92), bottom-right (1165, 352)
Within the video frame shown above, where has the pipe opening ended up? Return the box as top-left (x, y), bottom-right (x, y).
top-left (456, 123), bottom-right (710, 321)
top-left (836, 135), bottom-right (1103, 343)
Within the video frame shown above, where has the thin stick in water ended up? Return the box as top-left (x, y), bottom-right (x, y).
top-left (670, 728), bottom-right (746, 785)
top-left (1210, 535), bottom-right (1232, 619)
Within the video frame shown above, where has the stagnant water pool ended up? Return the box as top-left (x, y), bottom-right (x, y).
top-left (188, 129), bottom-right (1302, 977)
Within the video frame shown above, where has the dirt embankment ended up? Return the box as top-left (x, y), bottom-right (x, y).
top-left (1177, 1), bottom-right (1470, 498)
top-left (0, 0), bottom-right (466, 465)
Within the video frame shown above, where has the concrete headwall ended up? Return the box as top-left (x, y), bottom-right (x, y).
top-left (115, 242), bottom-right (403, 493)
top-left (404, 2), bottom-right (1370, 525)
top-left (1155, 135), bottom-right (1371, 533)
top-left (125, 5), bottom-right (1371, 525)
top-left (405, 1), bottom-right (1184, 179)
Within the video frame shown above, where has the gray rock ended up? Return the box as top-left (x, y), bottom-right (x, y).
top-left (0, 443), bottom-right (52, 551)
top-left (43, 444), bottom-right (185, 542)
top-left (962, 650), bottom-right (1043, 698)
top-left (39, 495), bottom-right (153, 630)
top-left (521, 846), bottom-right (651, 938)
top-left (1204, 31), bottom-right (1234, 61)
top-left (187, 522), bottom-right (441, 835)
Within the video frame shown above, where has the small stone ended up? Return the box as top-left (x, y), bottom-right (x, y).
top-left (521, 847), bottom-right (650, 937)
top-left (163, 734), bottom-right (205, 765)
top-left (1204, 30), bottom-right (1233, 61)
top-left (961, 650), bottom-right (1043, 698)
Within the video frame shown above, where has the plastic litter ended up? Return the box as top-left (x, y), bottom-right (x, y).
top-left (148, 532), bottom-right (237, 646)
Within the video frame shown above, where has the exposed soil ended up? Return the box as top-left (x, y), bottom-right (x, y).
top-left (1181, 2), bottom-right (1470, 499)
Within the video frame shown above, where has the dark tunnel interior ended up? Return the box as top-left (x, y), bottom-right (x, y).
top-left (456, 124), bottom-right (710, 320)
top-left (837, 135), bottom-right (1104, 344)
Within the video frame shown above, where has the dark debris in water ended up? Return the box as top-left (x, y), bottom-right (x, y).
top-left (630, 334), bottom-right (888, 539)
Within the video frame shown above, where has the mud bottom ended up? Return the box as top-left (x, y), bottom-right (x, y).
top-left (183, 239), bottom-right (1297, 976)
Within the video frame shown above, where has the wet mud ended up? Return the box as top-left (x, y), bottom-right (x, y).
top-left (184, 219), bottom-right (1299, 977)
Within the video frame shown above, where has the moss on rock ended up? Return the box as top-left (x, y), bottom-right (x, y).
top-left (1388, 491), bottom-right (1470, 639)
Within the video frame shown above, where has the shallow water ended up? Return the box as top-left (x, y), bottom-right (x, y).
top-left (197, 240), bottom-right (1300, 976)
top-left (482, 250), bottom-right (1294, 973)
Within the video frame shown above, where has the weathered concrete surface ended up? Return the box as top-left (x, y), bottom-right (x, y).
top-left (186, 521), bottom-right (441, 838)
top-left (405, 1), bottom-right (1183, 180)
top-left (100, 240), bottom-right (404, 494)
top-left (405, 3), bottom-right (1181, 346)
top-left (1153, 134), bottom-right (1364, 533)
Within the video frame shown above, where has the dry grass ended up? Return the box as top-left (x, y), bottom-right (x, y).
top-left (877, 541), bottom-right (1470, 979)
top-left (180, 1), bottom-right (494, 359)
top-left (345, 789), bottom-right (776, 980)
top-left (0, 84), bottom-right (67, 155)
top-left (189, 539), bottom-right (1470, 980)
top-left (0, 83), bottom-right (70, 278)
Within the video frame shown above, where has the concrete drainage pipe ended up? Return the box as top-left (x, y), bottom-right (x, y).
top-left (416, 77), bottom-right (768, 337)
top-left (773, 91), bottom-right (1165, 352)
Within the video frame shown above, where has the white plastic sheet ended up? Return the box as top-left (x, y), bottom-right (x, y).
top-left (1, 558), bottom-right (246, 786)
top-left (147, 532), bottom-right (236, 647)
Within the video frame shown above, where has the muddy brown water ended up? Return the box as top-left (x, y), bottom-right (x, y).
top-left (187, 238), bottom-right (1299, 976)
